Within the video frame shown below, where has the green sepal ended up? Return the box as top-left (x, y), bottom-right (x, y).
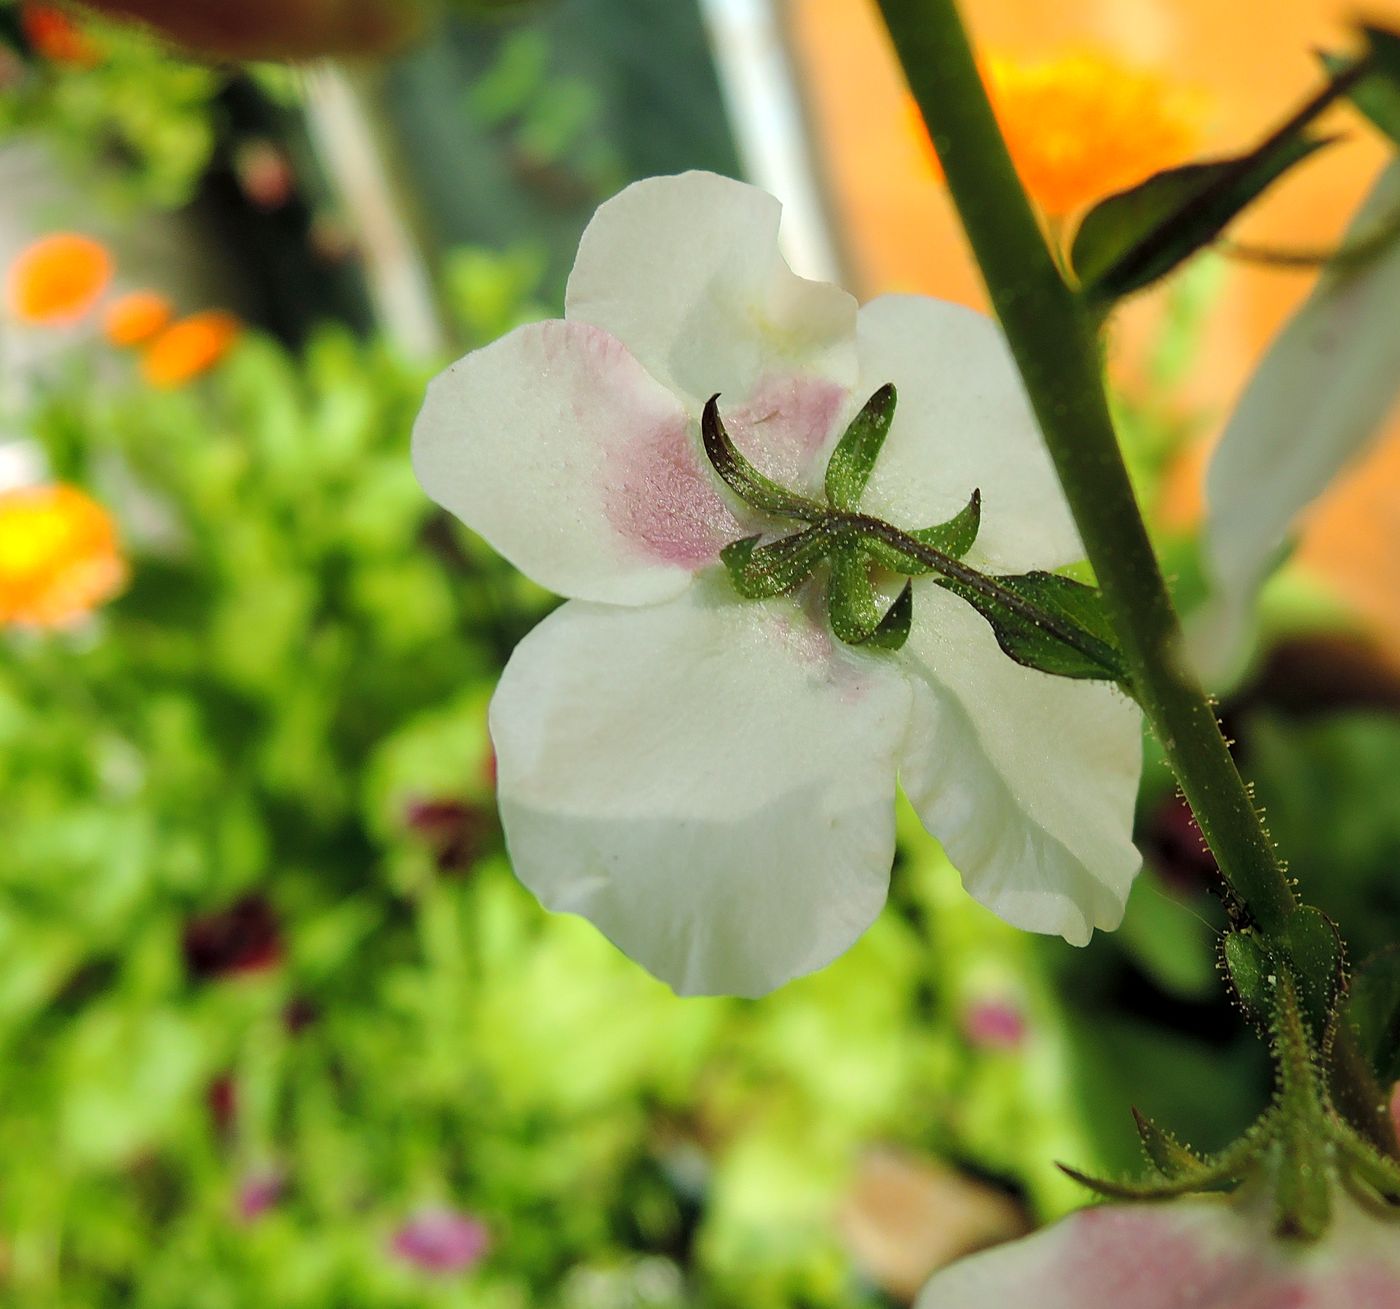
top-left (1275, 1112), bottom-right (1334, 1241)
top-left (1223, 929), bottom-right (1273, 1025)
top-left (1132, 1107), bottom-right (1207, 1180)
top-left (1283, 906), bottom-right (1347, 1048)
top-left (935, 570), bottom-right (1129, 684)
top-left (701, 395), bottom-right (824, 521)
top-left (720, 527), bottom-right (830, 599)
top-left (1057, 1128), bottom-right (1257, 1201)
top-left (866, 580), bottom-right (913, 651)
top-left (1322, 49), bottom-right (1400, 148)
top-left (861, 490), bottom-right (982, 574)
top-left (1335, 1118), bottom-right (1400, 1201)
top-left (827, 544), bottom-right (913, 651)
top-left (909, 488), bottom-right (982, 558)
top-left (1071, 134), bottom-right (1332, 302)
top-left (1342, 945), bottom-right (1400, 1085)
top-left (824, 383), bottom-right (896, 511)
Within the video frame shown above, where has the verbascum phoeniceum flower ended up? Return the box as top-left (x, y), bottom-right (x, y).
top-left (414, 172), bottom-right (1143, 997)
top-left (916, 1190), bottom-right (1400, 1307)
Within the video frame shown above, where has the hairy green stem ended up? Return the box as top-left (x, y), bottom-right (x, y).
top-left (874, 0), bottom-right (1296, 935)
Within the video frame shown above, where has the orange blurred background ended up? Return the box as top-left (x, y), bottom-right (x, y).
top-left (788, 0), bottom-right (1400, 654)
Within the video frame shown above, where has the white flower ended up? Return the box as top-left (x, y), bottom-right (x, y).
top-left (915, 1192), bottom-right (1400, 1308)
top-left (413, 171), bottom-right (1142, 997)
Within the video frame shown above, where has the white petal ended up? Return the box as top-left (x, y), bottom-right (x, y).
top-left (414, 320), bottom-right (739, 604)
top-left (565, 172), bottom-right (858, 410)
top-left (898, 585), bottom-right (1142, 945)
top-left (490, 581), bottom-right (913, 997)
top-left (855, 295), bottom-right (1084, 572)
top-left (917, 1198), bottom-right (1400, 1308)
top-left (1197, 161), bottom-right (1400, 679)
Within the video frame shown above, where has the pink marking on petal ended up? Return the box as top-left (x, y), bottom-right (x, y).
top-left (603, 411), bottom-right (740, 566)
top-left (724, 372), bottom-right (848, 489)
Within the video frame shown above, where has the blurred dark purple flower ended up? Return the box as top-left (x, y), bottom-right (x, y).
top-left (206, 1073), bottom-right (238, 1136)
top-left (236, 1171), bottom-right (285, 1223)
top-left (962, 998), bottom-right (1027, 1050)
top-left (1141, 794), bottom-right (1219, 895)
top-left (405, 798), bottom-right (494, 874)
top-left (283, 996), bottom-right (319, 1035)
top-left (183, 895), bottom-right (282, 981)
top-left (391, 1207), bottom-right (490, 1275)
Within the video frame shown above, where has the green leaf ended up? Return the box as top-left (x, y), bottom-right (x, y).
top-left (720, 527), bottom-right (830, 599)
top-left (1072, 134), bottom-right (1331, 301)
top-left (935, 570), bottom-right (1129, 683)
top-left (827, 543), bottom-right (911, 651)
top-left (824, 383), bottom-right (896, 511)
top-left (701, 394), bottom-right (823, 520)
top-left (1345, 946), bottom-right (1400, 1084)
top-left (1366, 24), bottom-right (1400, 91)
top-left (1322, 49), bottom-right (1400, 147)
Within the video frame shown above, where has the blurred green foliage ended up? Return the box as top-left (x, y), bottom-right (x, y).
top-left (0, 313), bottom-right (1127, 1307)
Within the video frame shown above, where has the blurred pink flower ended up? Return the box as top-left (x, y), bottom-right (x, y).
top-left (391, 1207), bottom-right (490, 1275)
top-left (236, 1171), bottom-right (285, 1223)
top-left (962, 997), bottom-right (1027, 1050)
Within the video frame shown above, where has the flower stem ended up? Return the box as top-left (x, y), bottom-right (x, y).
top-left (873, 0), bottom-right (1297, 936)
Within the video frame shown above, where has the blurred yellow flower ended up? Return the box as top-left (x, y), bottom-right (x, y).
top-left (141, 311), bottom-right (242, 388)
top-left (910, 50), bottom-right (1205, 217)
top-left (103, 290), bottom-right (174, 347)
top-left (0, 484), bottom-right (127, 628)
top-left (5, 233), bottom-right (113, 326)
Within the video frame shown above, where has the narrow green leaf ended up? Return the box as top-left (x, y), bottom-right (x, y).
top-left (701, 395), bottom-right (823, 520)
top-left (860, 489), bottom-right (982, 574)
top-left (1072, 134), bottom-right (1331, 301)
top-left (824, 383), bottom-right (896, 511)
top-left (720, 527), bottom-right (830, 599)
top-left (935, 570), bottom-right (1128, 683)
top-left (1366, 25), bottom-right (1400, 90)
top-left (1322, 50), bottom-right (1400, 148)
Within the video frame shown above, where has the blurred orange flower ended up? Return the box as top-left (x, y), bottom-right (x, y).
top-left (103, 290), bottom-right (173, 347)
top-left (0, 484), bottom-right (127, 628)
top-left (141, 310), bottom-right (241, 388)
top-left (5, 233), bottom-right (113, 326)
top-left (20, 3), bottom-right (100, 66)
top-left (910, 50), bottom-right (1205, 217)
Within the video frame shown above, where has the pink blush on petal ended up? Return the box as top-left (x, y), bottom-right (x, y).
top-left (724, 373), bottom-right (848, 488)
top-left (603, 412), bottom-right (740, 568)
